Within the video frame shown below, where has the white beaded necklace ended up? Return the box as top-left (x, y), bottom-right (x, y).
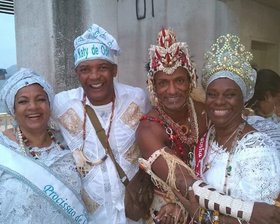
top-left (16, 126), bottom-right (27, 155)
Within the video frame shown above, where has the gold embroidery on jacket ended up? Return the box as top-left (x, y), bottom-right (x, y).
top-left (121, 102), bottom-right (143, 130)
top-left (58, 108), bottom-right (83, 135)
top-left (124, 143), bottom-right (141, 164)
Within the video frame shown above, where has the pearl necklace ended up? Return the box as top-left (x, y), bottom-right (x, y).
top-left (16, 126), bottom-right (65, 159)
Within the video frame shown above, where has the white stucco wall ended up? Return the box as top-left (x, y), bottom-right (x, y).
top-left (116, 0), bottom-right (218, 88)
top-left (80, 0), bottom-right (118, 38)
top-left (13, 0), bottom-right (280, 91)
top-left (240, 0), bottom-right (280, 73)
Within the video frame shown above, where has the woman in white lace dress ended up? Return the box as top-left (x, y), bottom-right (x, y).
top-left (0, 68), bottom-right (88, 224)
top-left (192, 34), bottom-right (280, 223)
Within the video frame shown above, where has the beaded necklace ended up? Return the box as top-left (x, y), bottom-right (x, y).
top-left (211, 121), bottom-right (245, 194)
top-left (156, 97), bottom-right (199, 145)
top-left (141, 97), bottom-right (199, 166)
top-left (16, 126), bottom-right (65, 159)
top-left (223, 122), bottom-right (245, 195)
top-left (198, 122), bottom-right (245, 223)
top-left (79, 93), bottom-right (115, 165)
top-left (140, 115), bottom-right (191, 165)
top-left (204, 126), bottom-right (241, 172)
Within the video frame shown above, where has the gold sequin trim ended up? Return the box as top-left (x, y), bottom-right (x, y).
top-left (124, 143), bottom-right (141, 164)
top-left (121, 102), bottom-right (143, 130)
top-left (58, 108), bottom-right (83, 135)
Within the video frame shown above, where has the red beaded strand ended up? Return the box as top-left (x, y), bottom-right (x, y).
top-left (19, 128), bottom-right (65, 159)
top-left (140, 115), bottom-right (194, 166)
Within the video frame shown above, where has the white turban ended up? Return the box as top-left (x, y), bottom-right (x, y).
top-left (0, 68), bottom-right (54, 116)
top-left (74, 24), bottom-right (120, 67)
top-left (205, 70), bottom-right (257, 102)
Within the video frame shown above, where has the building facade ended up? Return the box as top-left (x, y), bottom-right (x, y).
top-left (14, 0), bottom-right (280, 91)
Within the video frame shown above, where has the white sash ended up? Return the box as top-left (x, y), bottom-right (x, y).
top-left (0, 144), bottom-right (88, 224)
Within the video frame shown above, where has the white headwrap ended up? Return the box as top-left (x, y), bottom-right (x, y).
top-left (0, 68), bottom-right (54, 116)
top-left (74, 24), bottom-right (120, 67)
top-left (205, 70), bottom-right (257, 102)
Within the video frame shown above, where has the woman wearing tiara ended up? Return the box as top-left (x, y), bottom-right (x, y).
top-left (191, 34), bottom-right (280, 223)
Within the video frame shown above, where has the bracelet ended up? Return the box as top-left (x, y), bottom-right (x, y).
top-left (192, 180), bottom-right (254, 222)
top-left (198, 207), bottom-right (205, 224)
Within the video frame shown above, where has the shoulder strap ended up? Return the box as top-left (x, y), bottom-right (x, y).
top-left (85, 105), bottom-right (129, 186)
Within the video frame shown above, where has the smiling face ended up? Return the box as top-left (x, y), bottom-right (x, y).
top-left (14, 84), bottom-right (50, 133)
top-left (206, 78), bottom-right (244, 129)
top-left (154, 67), bottom-right (191, 113)
top-left (75, 59), bottom-right (117, 105)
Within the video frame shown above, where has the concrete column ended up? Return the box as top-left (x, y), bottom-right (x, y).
top-left (14, 0), bottom-right (55, 86)
top-left (52, 0), bottom-right (84, 92)
top-left (14, 0), bottom-right (118, 92)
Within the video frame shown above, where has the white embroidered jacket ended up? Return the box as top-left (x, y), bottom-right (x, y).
top-left (53, 81), bottom-right (150, 224)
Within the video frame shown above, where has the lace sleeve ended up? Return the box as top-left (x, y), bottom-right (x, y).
top-left (230, 133), bottom-right (280, 204)
top-left (246, 115), bottom-right (280, 150)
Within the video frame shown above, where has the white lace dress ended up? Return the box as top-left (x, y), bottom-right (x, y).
top-left (202, 130), bottom-right (280, 204)
top-left (0, 132), bottom-right (83, 224)
top-left (246, 115), bottom-right (280, 149)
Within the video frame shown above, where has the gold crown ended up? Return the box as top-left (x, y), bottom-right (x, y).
top-left (202, 34), bottom-right (254, 92)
